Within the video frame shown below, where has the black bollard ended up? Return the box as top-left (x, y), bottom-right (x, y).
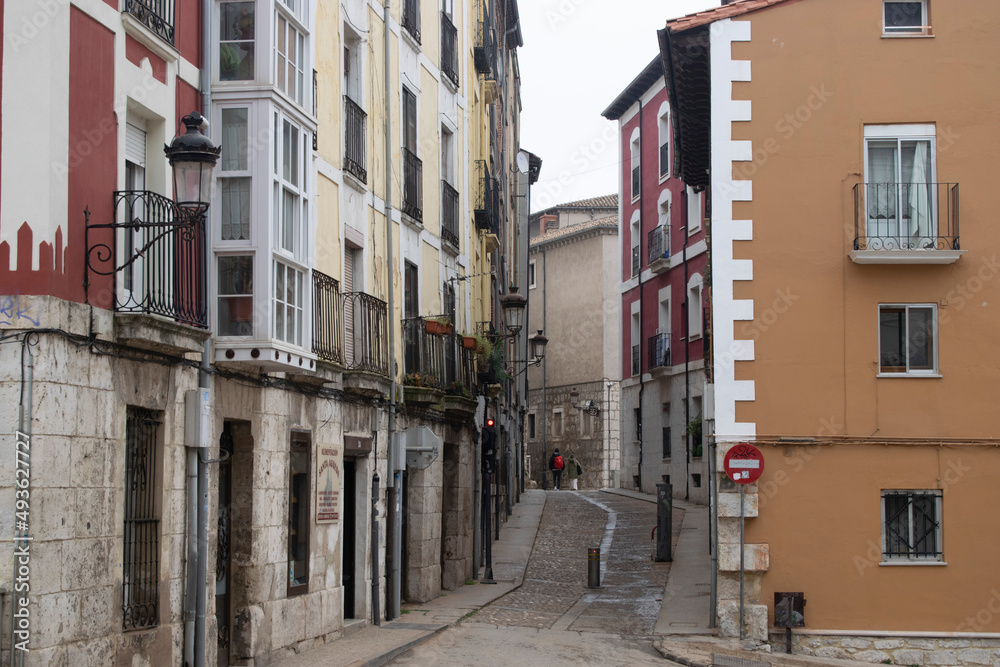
top-left (655, 483), bottom-right (673, 562)
top-left (587, 547), bottom-right (601, 588)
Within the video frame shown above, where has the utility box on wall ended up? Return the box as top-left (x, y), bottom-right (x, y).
top-left (774, 592), bottom-right (806, 628)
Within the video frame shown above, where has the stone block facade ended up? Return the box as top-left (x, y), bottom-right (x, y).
top-left (772, 634), bottom-right (1000, 666)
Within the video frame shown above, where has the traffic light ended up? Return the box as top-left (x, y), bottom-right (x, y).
top-left (482, 418), bottom-right (496, 474)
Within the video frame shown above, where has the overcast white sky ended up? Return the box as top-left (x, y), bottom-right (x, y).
top-left (518, 0), bottom-right (719, 212)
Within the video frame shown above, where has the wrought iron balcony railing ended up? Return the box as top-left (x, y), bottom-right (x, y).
top-left (441, 12), bottom-right (459, 87)
top-left (402, 0), bottom-right (421, 44)
top-left (124, 0), bottom-right (175, 45)
top-left (648, 332), bottom-right (671, 370)
top-left (648, 225), bottom-right (669, 265)
top-left (442, 181), bottom-right (460, 248)
top-left (403, 147), bottom-right (423, 222)
top-left (85, 190), bottom-right (207, 327)
top-left (404, 317), bottom-right (445, 385)
top-left (474, 160), bottom-right (499, 233)
top-left (344, 292), bottom-right (389, 375)
top-left (854, 182), bottom-right (959, 251)
top-left (474, 14), bottom-right (496, 78)
top-left (631, 343), bottom-right (641, 377)
top-left (343, 96), bottom-right (367, 184)
top-left (312, 270), bottom-right (343, 364)
top-left (631, 245), bottom-right (640, 277)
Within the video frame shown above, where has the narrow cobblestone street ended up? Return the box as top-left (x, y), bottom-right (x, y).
top-left (390, 490), bottom-right (686, 666)
top-left (475, 490), bottom-right (681, 635)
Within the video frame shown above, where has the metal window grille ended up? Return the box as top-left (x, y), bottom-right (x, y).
top-left (403, 148), bottom-right (424, 222)
top-left (402, 0), bottom-right (421, 43)
top-left (882, 490), bottom-right (943, 560)
top-left (632, 165), bottom-right (640, 199)
top-left (312, 270), bottom-right (343, 364)
top-left (631, 343), bottom-right (641, 377)
top-left (442, 181), bottom-right (460, 247)
top-left (343, 96), bottom-right (367, 184)
top-left (660, 142), bottom-right (669, 177)
top-left (123, 407), bottom-right (160, 631)
top-left (440, 12), bottom-right (459, 86)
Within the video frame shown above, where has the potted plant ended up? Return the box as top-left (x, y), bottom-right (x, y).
top-left (425, 316), bottom-right (453, 336)
top-left (461, 334), bottom-right (478, 350)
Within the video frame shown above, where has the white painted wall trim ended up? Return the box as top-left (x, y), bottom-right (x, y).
top-left (710, 18), bottom-right (756, 441)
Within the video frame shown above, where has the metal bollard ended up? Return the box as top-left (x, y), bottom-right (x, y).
top-left (587, 547), bottom-right (601, 588)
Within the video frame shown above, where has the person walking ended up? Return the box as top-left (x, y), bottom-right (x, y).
top-left (549, 448), bottom-right (565, 490)
top-left (566, 454), bottom-right (583, 490)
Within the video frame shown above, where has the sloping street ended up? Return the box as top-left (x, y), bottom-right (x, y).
top-left (389, 491), bottom-right (685, 666)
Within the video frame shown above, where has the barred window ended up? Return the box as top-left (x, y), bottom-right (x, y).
top-left (882, 490), bottom-right (943, 562)
top-left (123, 407), bottom-right (161, 630)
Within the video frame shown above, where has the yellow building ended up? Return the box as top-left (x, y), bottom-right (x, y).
top-left (661, 0), bottom-right (1000, 660)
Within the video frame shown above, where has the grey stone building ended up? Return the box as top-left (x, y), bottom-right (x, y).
top-left (525, 196), bottom-right (621, 490)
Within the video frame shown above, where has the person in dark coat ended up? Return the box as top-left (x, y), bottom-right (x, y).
top-left (549, 448), bottom-right (565, 490)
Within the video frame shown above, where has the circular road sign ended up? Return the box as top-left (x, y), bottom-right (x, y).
top-left (724, 443), bottom-right (765, 484)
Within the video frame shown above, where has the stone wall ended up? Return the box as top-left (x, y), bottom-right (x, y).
top-left (772, 633), bottom-right (1000, 666)
top-left (0, 297), bottom-right (387, 665)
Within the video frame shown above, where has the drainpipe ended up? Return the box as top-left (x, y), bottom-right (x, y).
top-left (683, 188), bottom-right (690, 502)
top-left (11, 338), bottom-right (33, 667)
top-left (636, 103), bottom-right (644, 493)
top-left (384, 0), bottom-right (399, 623)
top-left (540, 248), bottom-right (547, 489)
top-left (189, 4), bottom-right (214, 665)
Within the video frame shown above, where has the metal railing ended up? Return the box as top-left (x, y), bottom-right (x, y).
top-left (124, 0), bottom-right (175, 45)
top-left (474, 160), bottom-right (498, 233)
top-left (123, 407), bottom-right (160, 630)
top-left (631, 343), bottom-right (641, 377)
top-left (85, 190), bottom-right (207, 327)
top-left (344, 292), bottom-right (389, 375)
top-left (631, 245), bottom-right (640, 277)
top-left (312, 270), bottom-right (343, 364)
top-left (648, 225), bottom-right (669, 264)
top-left (403, 317), bottom-right (446, 386)
top-left (632, 165), bottom-right (640, 200)
top-left (442, 181), bottom-right (460, 248)
top-left (403, 147), bottom-right (423, 222)
top-left (648, 332), bottom-right (671, 370)
top-left (344, 96), bottom-right (367, 184)
top-left (474, 14), bottom-right (496, 77)
top-left (441, 12), bottom-right (459, 87)
top-left (660, 142), bottom-right (669, 178)
top-left (854, 182), bottom-right (959, 251)
top-left (402, 0), bottom-right (421, 43)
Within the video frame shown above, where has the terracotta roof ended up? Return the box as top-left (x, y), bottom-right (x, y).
top-left (529, 214), bottom-right (618, 247)
top-left (665, 0), bottom-right (802, 32)
top-left (540, 194), bottom-right (618, 212)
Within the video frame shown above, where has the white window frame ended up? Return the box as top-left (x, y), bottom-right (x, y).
top-left (687, 274), bottom-right (703, 340)
top-left (219, 105), bottom-right (253, 243)
top-left (630, 209), bottom-right (641, 277)
top-left (629, 128), bottom-right (641, 202)
top-left (883, 1), bottom-right (929, 35)
top-left (217, 254), bottom-right (255, 338)
top-left (553, 409), bottom-right (563, 438)
top-left (878, 303), bottom-right (939, 376)
top-left (687, 185), bottom-right (703, 236)
top-left (273, 111), bottom-right (309, 261)
top-left (657, 102), bottom-right (670, 182)
top-left (863, 124), bottom-right (937, 247)
top-left (219, 0), bottom-right (256, 82)
top-left (881, 489), bottom-right (944, 564)
top-left (273, 259), bottom-right (305, 346)
top-left (275, 7), bottom-right (308, 107)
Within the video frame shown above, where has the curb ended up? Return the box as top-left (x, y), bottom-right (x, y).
top-left (653, 645), bottom-right (713, 667)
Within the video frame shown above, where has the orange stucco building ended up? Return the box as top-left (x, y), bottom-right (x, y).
top-left (661, 0), bottom-right (1000, 660)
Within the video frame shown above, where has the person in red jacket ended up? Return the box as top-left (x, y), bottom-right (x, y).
top-left (549, 448), bottom-right (565, 490)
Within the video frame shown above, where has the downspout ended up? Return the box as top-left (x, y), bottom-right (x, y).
top-left (540, 247), bottom-right (547, 489)
top-left (384, 0), bottom-right (398, 623)
top-left (12, 338), bottom-right (33, 667)
top-left (188, 4), bottom-right (213, 664)
top-left (683, 188), bottom-right (690, 502)
top-left (636, 103), bottom-right (644, 493)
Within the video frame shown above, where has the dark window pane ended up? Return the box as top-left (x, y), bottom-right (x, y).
top-left (879, 308), bottom-right (906, 372)
top-left (907, 307), bottom-right (933, 370)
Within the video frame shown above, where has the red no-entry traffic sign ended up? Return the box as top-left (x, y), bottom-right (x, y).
top-left (724, 443), bottom-right (764, 484)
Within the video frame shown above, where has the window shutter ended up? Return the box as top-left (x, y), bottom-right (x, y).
top-left (125, 123), bottom-right (146, 168)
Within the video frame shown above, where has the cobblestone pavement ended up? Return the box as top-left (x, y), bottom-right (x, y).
top-left (472, 490), bottom-right (684, 636)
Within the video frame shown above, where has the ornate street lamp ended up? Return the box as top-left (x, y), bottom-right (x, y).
top-left (164, 111), bottom-right (221, 220)
top-left (499, 286), bottom-right (527, 336)
top-left (528, 329), bottom-right (547, 361)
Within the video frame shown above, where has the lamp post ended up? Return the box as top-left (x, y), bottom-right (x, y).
top-left (166, 110), bottom-right (219, 667)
